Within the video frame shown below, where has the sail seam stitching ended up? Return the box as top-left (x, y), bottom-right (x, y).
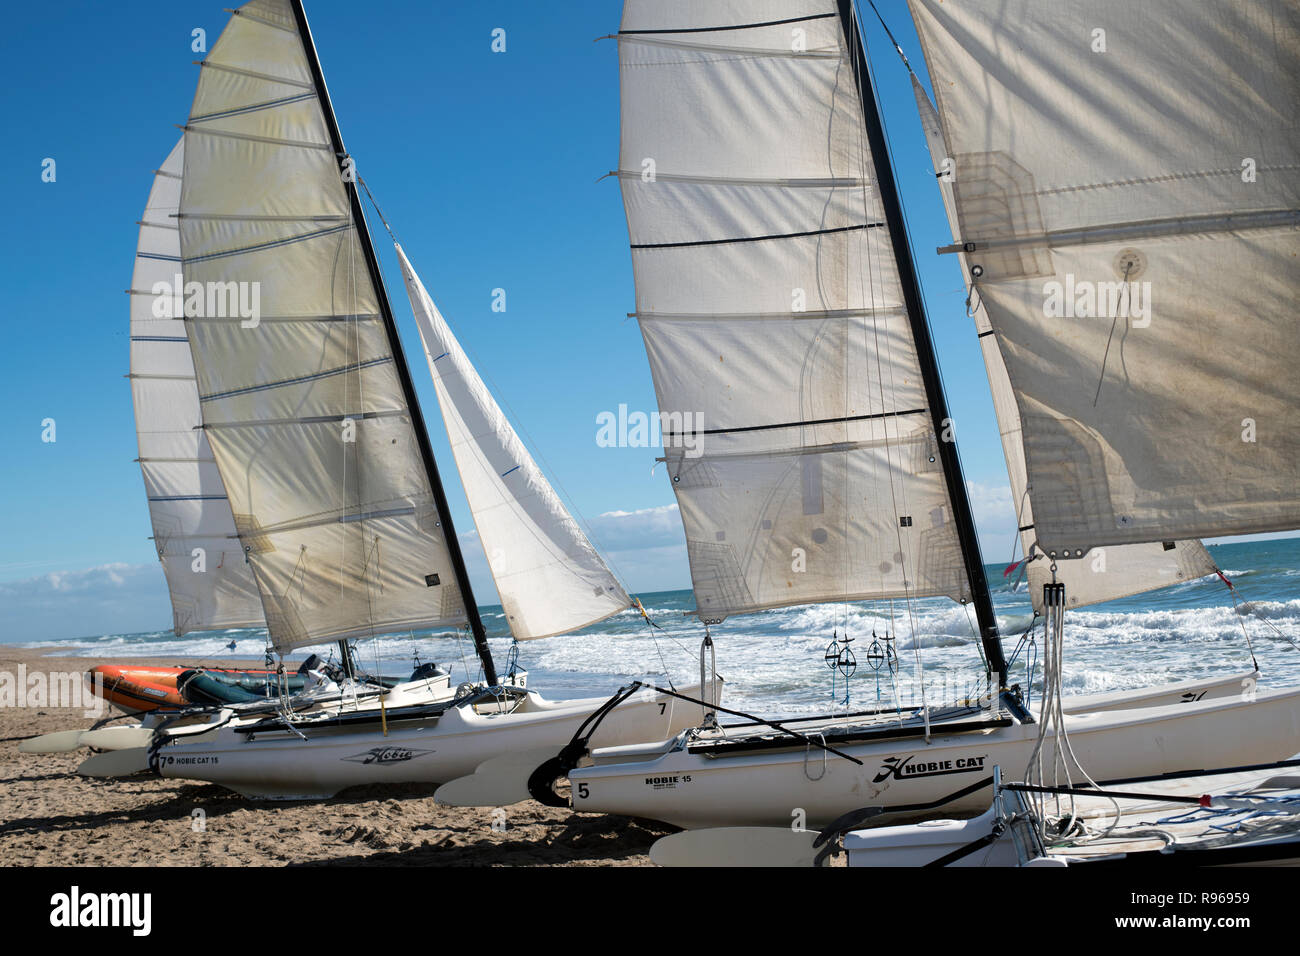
top-left (229, 8), bottom-right (298, 33)
top-left (179, 124), bottom-right (330, 150)
top-left (195, 61), bottom-right (314, 89)
top-left (190, 92), bottom-right (315, 123)
top-left (183, 223), bottom-right (352, 263)
top-left (199, 355), bottom-right (392, 402)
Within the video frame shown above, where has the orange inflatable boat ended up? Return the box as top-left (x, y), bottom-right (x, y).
top-left (87, 665), bottom-right (283, 714)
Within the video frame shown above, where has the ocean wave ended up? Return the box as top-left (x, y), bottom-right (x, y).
top-left (14, 540), bottom-right (1298, 712)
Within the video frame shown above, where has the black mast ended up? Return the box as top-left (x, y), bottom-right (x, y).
top-left (835, 0), bottom-right (1006, 684)
top-left (288, 0), bottom-right (498, 686)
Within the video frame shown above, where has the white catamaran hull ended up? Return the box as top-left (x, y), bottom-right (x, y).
top-left (569, 686), bottom-right (1300, 830)
top-left (28, 672), bottom-right (467, 754)
top-left (29, 667), bottom-right (1251, 757)
top-left (844, 764), bottom-right (1300, 867)
top-left (147, 681), bottom-right (719, 800)
top-left (1060, 670), bottom-right (1256, 713)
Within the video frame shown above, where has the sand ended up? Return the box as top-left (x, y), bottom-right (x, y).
top-left (0, 647), bottom-right (675, 866)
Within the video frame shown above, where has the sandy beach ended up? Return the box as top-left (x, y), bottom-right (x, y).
top-left (0, 647), bottom-right (676, 867)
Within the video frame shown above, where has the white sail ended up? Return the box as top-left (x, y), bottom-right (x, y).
top-left (396, 245), bottom-right (629, 640)
top-left (617, 0), bottom-right (969, 621)
top-left (910, 78), bottom-right (1218, 612)
top-left (176, 0), bottom-right (467, 651)
top-left (908, 0), bottom-right (1300, 557)
top-left (130, 137), bottom-right (265, 635)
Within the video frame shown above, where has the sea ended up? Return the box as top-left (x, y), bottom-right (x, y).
top-left (19, 537), bottom-right (1300, 721)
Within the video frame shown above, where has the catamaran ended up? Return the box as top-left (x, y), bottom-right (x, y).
top-left (435, 0), bottom-right (1300, 832)
top-left (58, 0), bottom-right (718, 798)
top-left (22, 134), bottom-right (462, 760)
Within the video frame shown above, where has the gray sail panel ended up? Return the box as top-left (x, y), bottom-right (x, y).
top-left (619, 1), bottom-right (969, 620)
top-left (131, 136), bottom-right (265, 635)
top-left (177, 0), bottom-right (467, 651)
top-left (910, 75), bottom-right (1218, 611)
top-left (910, 0), bottom-right (1300, 555)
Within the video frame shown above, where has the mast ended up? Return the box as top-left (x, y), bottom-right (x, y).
top-left (337, 640), bottom-right (356, 679)
top-left (835, 0), bottom-right (1006, 683)
top-left (287, 0), bottom-right (498, 686)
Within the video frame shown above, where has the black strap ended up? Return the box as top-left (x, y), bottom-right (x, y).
top-left (812, 775), bottom-right (995, 866)
top-left (527, 683), bottom-right (645, 806)
top-left (922, 823), bottom-right (1005, 868)
top-left (644, 683), bottom-right (863, 765)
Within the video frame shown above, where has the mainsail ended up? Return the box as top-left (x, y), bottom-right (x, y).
top-left (176, 0), bottom-right (473, 654)
top-left (616, 0), bottom-right (983, 627)
top-left (908, 0), bottom-right (1300, 557)
top-left (909, 78), bottom-right (1218, 612)
top-left (130, 136), bottom-right (264, 635)
top-left (396, 246), bottom-right (630, 639)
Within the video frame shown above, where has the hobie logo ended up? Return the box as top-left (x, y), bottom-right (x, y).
top-left (872, 753), bottom-right (987, 784)
top-left (49, 886), bottom-right (151, 936)
top-left (150, 273), bottom-right (262, 328)
top-left (1042, 274), bottom-right (1151, 327)
top-left (341, 746), bottom-right (433, 765)
top-left (644, 774), bottom-right (691, 790)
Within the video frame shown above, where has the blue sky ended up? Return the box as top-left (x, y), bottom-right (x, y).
top-left (1, 1), bottom-right (1286, 641)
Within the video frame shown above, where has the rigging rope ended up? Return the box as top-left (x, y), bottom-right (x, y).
top-left (1091, 260), bottom-right (1136, 406)
top-left (863, 0), bottom-right (913, 75)
top-left (1023, 580), bottom-right (1121, 846)
top-left (358, 176), bottom-right (399, 244)
top-left (1215, 567), bottom-right (1298, 661)
top-left (633, 596), bottom-right (678, 691)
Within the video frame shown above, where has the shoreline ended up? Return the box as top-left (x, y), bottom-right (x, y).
top-left (1, 646), bottom-right (671, 866)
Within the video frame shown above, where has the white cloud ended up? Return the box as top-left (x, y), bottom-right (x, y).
top-left (966, 480), bottom-right (1015, 534)
top-left (1, 562), bottom-right (153, 597)
top-left (0, 487), bottom-right (1055, 641)
top-left (963, 480), bottom-right (1021, 566)
top-left (0, 563), bottom-right (172, 643)
top-left (599, 544), bottom-right (691, 595)
top-left (586, 503), bottom-right (684, 551)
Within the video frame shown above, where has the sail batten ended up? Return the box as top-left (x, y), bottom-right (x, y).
top-left (396, 246), bottom-right (631, 641)
top-left (131, 137), bottom-right (265, 637)
top-left (909, 0), bottom-right (1300, 554)
top-left (617, 11), bottom-right (838, 35)
top-left (940, 208), bottom-right (1300, 255)
top-left (177, 0), bottom-right (470, 652)
top-left (617, 0), bottom-right (977, 622)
